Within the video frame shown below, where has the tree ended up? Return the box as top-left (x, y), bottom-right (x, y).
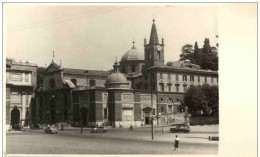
top-left (179, 44), bottom-right (193, 60)
top-left (184, 85), bottom-right (206, 115)
top-left (203, 38), bottom-right (212, 54)
top-left (184, 85), bottom-right (219, 116)
top-left (194, 41), bottom-right (199, 60)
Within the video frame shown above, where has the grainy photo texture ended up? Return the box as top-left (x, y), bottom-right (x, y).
top-left (4, 4), bottom-right (219, 155)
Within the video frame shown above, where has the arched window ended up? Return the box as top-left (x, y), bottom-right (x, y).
top-left (183, 75), bottom-right (187, 81)
top-left (167, 98), bottom-right (174, 113)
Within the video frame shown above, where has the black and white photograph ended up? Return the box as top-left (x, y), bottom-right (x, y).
top-left (3, 3), bottom-right (257, 157)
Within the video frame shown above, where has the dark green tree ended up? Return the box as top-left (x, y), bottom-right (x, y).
top-left (179, 44), bottom-right (193, 60)
top-left (184, 85), bottom-right (219, 116)
top-left (203, 38), bottom-right (212, 54)
top-left (179, 38), bottom-right (218, 71)
top-left (194, 41), bottom-right (199, 60)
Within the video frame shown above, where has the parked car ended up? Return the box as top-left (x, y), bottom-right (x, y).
top-left (12, 124), bottom-right (25, 131)
top-left (170, 125), bottom-right (190, 133)
top-left (209, 136), bottom-right (219, 141)
top-left (30, 124), bottom-right (43, 129)
top-left (91, 126), bottom-right (107, 133)
top-left (45, 127), bottom-right (58, 134)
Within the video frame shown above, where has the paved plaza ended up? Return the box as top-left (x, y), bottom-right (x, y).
top-left (6, 125), bottom-right (218, 155)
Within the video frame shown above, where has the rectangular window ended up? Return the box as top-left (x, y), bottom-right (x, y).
top-left (10, 73), bottom-right (22, 82)
top-left (11, 93), bottom-right (21, 103)
top-left (161, 106), bottom-right (164, 112)
top-left (160, 83), bottom-right (164, 91)
top-left (190, 76), bottom-right (194, 82)
top-left (198, 76), bottom-right (200, 82)
top-left (168, 74), bottom-right (171, 79)
top-left (183, 75), bottom-right (187, 81)
top-left (176, 85), bottom-right (179, 92)
top-left (176, 74), bottom-right (179, 81)
top-left (183, 85), bottom-right (187, 92)
top-left (168, 84), bottom-right (172, 92)
top-left (205, 76), bottom-right (207, 83)
top-left (104, 108), bottom-right (107, 118)
top-left (25, 73), bottom-right (29, 82)
top-left (160, 73), bottom-right (163, 79)
top-left (211, 77), bottom-right (214, 83)
top-left (152, 108), bottom-right (156, 115)
top-left (89, 80), bottom-right (96, 86)
top-left (168, 105), bottom-right (172, 113)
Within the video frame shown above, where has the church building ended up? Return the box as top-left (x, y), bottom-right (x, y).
top-left (34, 19), bottom-right (218, 127)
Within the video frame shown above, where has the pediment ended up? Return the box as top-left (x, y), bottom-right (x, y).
top-left (45, 63), bottom-right (61, 73)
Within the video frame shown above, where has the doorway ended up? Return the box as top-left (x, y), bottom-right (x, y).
top-left (11, 107), bottom-right (20, 126)
top-left (144, 112), bottom-right (150, 125)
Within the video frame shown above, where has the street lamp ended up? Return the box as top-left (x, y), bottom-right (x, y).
top-left (147, 69), bottom-right (154, 140)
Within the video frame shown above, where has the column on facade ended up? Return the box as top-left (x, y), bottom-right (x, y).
top-left (27, 94), bottom-right (32, 123)
top-left (28, 73), bottom-right (31, 84)
top-left (22, 94), bottom-right (26, 125)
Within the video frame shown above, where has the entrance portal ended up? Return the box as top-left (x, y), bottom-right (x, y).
top-left (11, 107), bottom-right (20, 126)
top-left (144, 112), bottom-right (150, 125)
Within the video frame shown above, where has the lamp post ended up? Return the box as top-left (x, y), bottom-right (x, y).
top-left (148, 69), bottom-right (154, 140)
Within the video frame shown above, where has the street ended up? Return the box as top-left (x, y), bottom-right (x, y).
top-left (6, 125), bottom-right (218, 155)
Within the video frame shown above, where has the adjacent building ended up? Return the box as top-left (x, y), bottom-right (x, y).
top-left (6, 58), bottom-right (37, 127)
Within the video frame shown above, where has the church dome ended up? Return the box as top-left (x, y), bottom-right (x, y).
top-left (121, 42), bottom-right (144, 62)
top-left (105, 61), bottom-right (130, 89)
top-left (106, 72), bottom-right (128, 84)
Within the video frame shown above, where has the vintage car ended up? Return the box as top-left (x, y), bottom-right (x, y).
top-left (170, 125), bottom-right (190, 133)
top-left (90, 126), bottom-right (107, 133)
top-left (209, 136), bottom-right (219, 141)
top-left (12, 124), bottom-right (26, 131)
top-left (30, 124), bottom-right (43, 129)
top-left (45, 127), bottom-right (58, 134)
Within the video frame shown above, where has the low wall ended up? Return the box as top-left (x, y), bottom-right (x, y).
top-left (190, 116), bottom-right (219, 126)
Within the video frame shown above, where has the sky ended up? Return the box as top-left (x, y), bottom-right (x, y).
top-left (4, 4), bottom-right (218, 71)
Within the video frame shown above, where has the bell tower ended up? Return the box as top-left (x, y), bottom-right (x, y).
top-left (144, 19), bottom-right (165, 68)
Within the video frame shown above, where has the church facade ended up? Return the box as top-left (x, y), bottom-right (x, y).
top-left (34, 20), bottom-right (218, 128)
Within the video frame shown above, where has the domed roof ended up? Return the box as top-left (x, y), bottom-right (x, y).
top-left (106, 72), bottom-right (128, 84)
top-left (121, 44), bottom-right (144, 62)
top-left (105, 61), bottom-right (130, 89)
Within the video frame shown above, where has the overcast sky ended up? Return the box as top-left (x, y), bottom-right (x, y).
top-left (4, 4), bottom-right (218, 70)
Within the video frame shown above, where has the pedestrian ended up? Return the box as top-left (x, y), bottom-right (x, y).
top-left (174, 135), bottom-right (180, 151)
top-left (162, 126), bottom-right (164, 134)
top-left (80, 125), bottom-right (83, 134)
top-left (130, 124), bottom-right (133, 131)
top-left (61, 124), bottom-right (64, 131)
